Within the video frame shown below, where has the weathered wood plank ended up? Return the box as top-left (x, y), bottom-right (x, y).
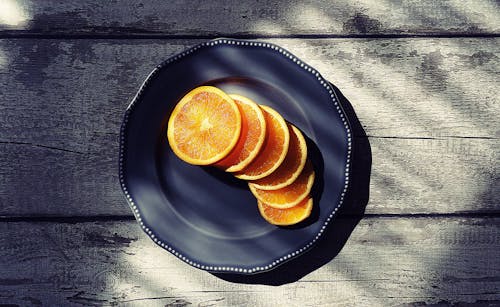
top-left (0, 38), bottom-right (498, 216)
top-left (0, 38), bottom-right (497, 142)
top-left (0, 0), bottom-right (499, 36)
top-left (276, 38), bottom-right (500, 139)
top-left (0, 137), bottom-right (497, 216)
top-left (0, 218), bottom-right (498, 306)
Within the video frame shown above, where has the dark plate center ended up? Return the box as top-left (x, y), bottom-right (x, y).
top-left (157, 77), bottom-right (311, 239)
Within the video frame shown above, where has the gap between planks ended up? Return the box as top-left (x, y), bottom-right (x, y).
top-left (1, 213), bottom-right (500, 223)
top-left (0, 33), bottom-right (499, 40)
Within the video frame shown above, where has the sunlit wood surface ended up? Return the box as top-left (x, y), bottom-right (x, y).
top-left (0, 1), bottom-right (498, 306)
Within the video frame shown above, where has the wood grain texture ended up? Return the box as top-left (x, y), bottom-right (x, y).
top-left (0, 0), bottom-right (499, 36)
top-left (0, 39), bottom-right (497, 141)
top-left (1, 137), bottom-right (497, 216)
top-left (0, 38), bottom-right (498, 216)
top-left (0, 2), bottom-right (497, 305)
top-left (0, 218), bottom-right (498, 306)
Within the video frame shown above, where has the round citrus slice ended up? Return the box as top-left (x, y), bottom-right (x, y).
top-left (250, 124), bottom-right (307, 190)
top-left (258, 197), bottom-right (313, 226)
top-left (214, 94), bottom-right (266, 172)
top-left (235, 105), bottom-right (290, 180)
top-left (167, 86), bottom-right (241, 165)
top-left (249, 160), bottom-right (314, 209)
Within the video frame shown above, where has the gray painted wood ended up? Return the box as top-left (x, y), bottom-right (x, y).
top-left (0, 38), bottom-right (498, 216)
top-left (0, 39), bottom-right (497, 142)
top-left (0, 0), bottom-right (499, 36)
top-left (0, 137), bottom-right (497, 216)
top-left (0, 218), bottom-right (498, 306)
top-left (0, 1), bottom-right (497, 305)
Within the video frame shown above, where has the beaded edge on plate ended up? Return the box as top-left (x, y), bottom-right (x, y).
top-left (118, 38), bottom-right (352, 275)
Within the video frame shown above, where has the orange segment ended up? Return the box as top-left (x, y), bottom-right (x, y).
top-left (235, 105), bottom-right (290, 180)
top-left (258, 197), bottom-right (313, 226)
top-left (249, 160), bottom-right (314, 209)
top-left (251, 124), bottom-right (307, 190)
top-left (214, 94), bottom-right (266, 172)
top-left (167, 86), bottom-right (241, 165)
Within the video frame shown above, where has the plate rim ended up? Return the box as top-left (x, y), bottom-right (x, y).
top-left (119, 38), bottom-right (353, 275)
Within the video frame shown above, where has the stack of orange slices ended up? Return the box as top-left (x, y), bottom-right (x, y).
top-left (167, 86), bottom-right (315, 226)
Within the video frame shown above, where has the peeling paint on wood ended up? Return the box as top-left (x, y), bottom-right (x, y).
top-left (1, 136), bottom-right (496, 216)
top-left (0, 1), bottom-right (497, 306)
top-left (0, 1), bottom-right (498, 36)
top-left (0, 219), bottom-right (498, 306)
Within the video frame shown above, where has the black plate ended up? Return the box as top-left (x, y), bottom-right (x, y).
top-left (119, 38), bottom-right (352, 274)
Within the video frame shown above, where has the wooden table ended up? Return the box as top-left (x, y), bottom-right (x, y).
top-left (1, 1), bottom-right (498, 305)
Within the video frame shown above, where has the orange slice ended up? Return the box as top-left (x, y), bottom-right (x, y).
top-left (235, 105), bottom-right (290, 180)
top-left (258, 197), bottom-right (313, 226)
top-left (249, 160), bottom-right (314, 209)
top-left (250, 124), bottom-right (307, 190)
top-left (214, 94), bottom-right (267, 172)
top-left (167, 86), bottom-right (241, 165)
